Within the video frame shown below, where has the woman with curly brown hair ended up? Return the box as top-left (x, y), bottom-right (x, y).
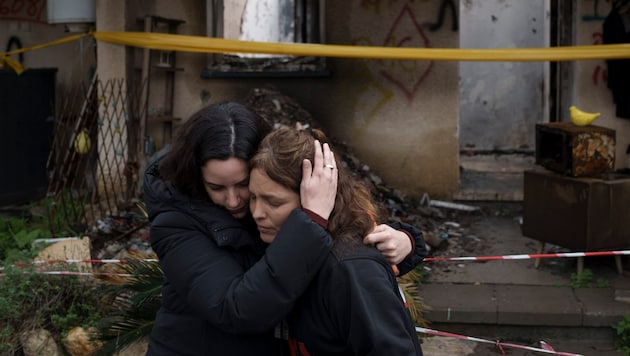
top-left (249, 126), bottom-right (424, 355)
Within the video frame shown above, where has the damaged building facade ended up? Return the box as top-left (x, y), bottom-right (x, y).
top-left (2, 0), bottom-right (629, 201)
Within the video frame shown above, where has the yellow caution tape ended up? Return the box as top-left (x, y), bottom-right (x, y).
top-left (0, 33), bottom-right (90, 74)
top-left (93, 31), bottom-right (630, 62)
top-left (1, 55), bottom-right (25, 75)
top-left (1, 30), bottom-right (629, 76)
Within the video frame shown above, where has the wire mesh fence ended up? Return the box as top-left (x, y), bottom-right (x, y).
top-left (46, 76), bottom-right (145, 236)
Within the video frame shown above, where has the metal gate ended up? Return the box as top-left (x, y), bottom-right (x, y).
top-left (46, 76), bottom-right (145, 236)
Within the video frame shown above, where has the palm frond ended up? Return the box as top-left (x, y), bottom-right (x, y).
top-left (93, 251), bottom-right (163, 354)
top-left (94, 317), bottom-right (154, 355)
top-left (398, 268), bottom-right (430, 328)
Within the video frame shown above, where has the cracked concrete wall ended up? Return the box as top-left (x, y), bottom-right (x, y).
top-left (117, 0), bottom-right (461, 199)
top-left (459, 0), bottom-right (549, 153)
top-left (321, 1), bottom-right (460, 199)
top-left (7, 0), bottom-right (627, 201)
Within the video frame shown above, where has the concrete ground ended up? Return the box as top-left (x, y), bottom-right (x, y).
top-left (417, 202), bottom-right (629, 356)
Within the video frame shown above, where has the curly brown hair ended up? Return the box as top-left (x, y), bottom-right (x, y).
top-left (250, 126), bottom-right (378, 242)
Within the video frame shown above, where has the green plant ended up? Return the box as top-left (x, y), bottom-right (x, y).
top-left (0, 216), bottom-right (47, 263)
top-left (570, 268), bottom-right (594, 288)
top-left (615, 314), bottom-right (630, 355)
top-left (568, 268), bottom-right (611, 288)
top-left (595, 277), bottom-right (612, 288)
top-left (0, 264), bottom-right (104, 354)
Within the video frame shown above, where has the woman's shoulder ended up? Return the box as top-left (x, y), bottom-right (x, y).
top-left (150, 201), bottom-right (261, 251)
top-left (317, 241), bottom-right (397, 301)
top-left (332, 237), bottom-right (383, 259)
top-left (329, 239), bottom-right (391, 274)
top-left (150, 198), bottom-right (231, 225)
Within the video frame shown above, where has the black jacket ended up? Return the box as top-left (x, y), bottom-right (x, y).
top-left (144, 158), bottom-right (333, 356)
top-left (143, 156), bottom-right (427, 355)
top-left (288, 236), bottom-right (423, 355)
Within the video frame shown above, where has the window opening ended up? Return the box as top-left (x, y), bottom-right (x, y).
top-left (203, 0), bottom-right (329, 78)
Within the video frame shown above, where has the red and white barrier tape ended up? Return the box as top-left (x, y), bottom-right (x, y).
top-left (1, 258), bottom-right (159, 270)
top-left (32, 258), bottom-right (158, 264)
top-left (0, 271), bottom-right (137, 277)
top-left (416, 327), bottom-right (583, 355)
top-left (4, 250), bottom-right (629, 269)
top-left (424, 250), bottom-right (630, 262)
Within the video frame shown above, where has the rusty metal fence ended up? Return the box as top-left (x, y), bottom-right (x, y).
top-left (46, 76), bottom-right (145, 236)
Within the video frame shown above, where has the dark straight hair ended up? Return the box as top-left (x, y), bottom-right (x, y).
top-left (159, 101), bottom-right (271, 199)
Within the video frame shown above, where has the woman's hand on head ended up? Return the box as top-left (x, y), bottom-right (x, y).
top-left (300, 140), bottom-right (338, 220)
top-left (363, 224), bottom-right (413, 265)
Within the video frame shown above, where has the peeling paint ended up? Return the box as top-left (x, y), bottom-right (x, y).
top-left (460, 0), bottom-right (547, 152)
top-left (239, 0), bottom-right (294, 57)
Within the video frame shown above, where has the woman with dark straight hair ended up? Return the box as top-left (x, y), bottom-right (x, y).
top-left (144, 101), bottom-right (425, 355)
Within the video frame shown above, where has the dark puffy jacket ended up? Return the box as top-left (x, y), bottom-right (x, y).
top-left (144, 158), bottom-right (333, 356)
top-left (288, 235), bottom-right (423, 356)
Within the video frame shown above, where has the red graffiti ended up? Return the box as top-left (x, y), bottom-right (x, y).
top-left (592, 65), bottom-right (608, 86)
top-left (361, 0), bottom-right (405, 14)
top-left (0, 0), bottom-right (47, 23)
top-left (591, 31), bottom-right (608, 86)
top-left (378, 4), bottom-right (433, 102)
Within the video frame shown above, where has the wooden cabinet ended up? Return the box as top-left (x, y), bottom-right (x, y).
top-left (523, 169), bottom-right (630, 251)
top-left (522, 169), bottom-right (630, 273)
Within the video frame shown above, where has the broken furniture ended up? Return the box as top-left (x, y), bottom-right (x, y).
top-left (522, 168), bottom-right (630, 274)
top-left (536, 122), bottom-right (615, 177)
